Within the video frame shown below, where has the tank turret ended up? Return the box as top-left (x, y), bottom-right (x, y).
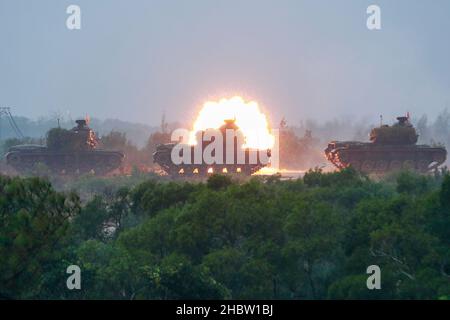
top-left (45, 119), bottom-right (98, 151)
top-left (369, 116), bottom-right (418, 145)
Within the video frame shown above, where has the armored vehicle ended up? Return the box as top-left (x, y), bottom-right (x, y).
top-left (6, 120), bottom-right (124, 175)
top-left (325, 116), bottom-right (447, 173)
top-left (153, 119), bottom-right (271, 177)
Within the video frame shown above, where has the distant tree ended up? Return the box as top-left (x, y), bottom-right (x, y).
top-left (130, 180), bottom-right (198, 217)
top-left (145, 253), bottom-right (230, 299)
top-left (279, 120), bottom-right (323, 170)
top-left (145, 131), bottom-right (171, 157)
top-left (100, 130), bottom-right (150, 171)
top-left (396, 171), bottom-right (429, 195)
top-left (206, 174), bottom-right (233, 191)
top-left (283, 201), bottom-right (344, 298)
top-left (100, 131), bottom-right (128, 151)
top-left (72, 195), bottom-right (110, 242)
top-left (416, 114), bottom-right (429, 143)
top-left (0, 175), bottom-right (80, 299)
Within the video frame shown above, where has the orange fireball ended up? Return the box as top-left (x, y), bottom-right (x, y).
top-left (189, 96), bottom-right (274, 149)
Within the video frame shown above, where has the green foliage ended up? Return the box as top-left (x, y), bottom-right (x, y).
top-left (206, 174), bottom-right (233, 191)
top-left (396, 171), bottom-right (430, 195)
top-left (130, 180), bottom-right (198, 217)
top-left (146, 253), bottom-right (230, 299)
top-left (0, 175), bottom-right (80, 299)
top-left (72, 195), bottom-right (110, 241)
top-left (440, 175), bottom-right (450, 210)
top-left (1, 169), bottom-right (450, 299)
top-left (100, 131), bottom-right (127, 151)
top-left (303, 167), bottom-right (364, 188)
top-left (328, 275), bottom-right (383, 299)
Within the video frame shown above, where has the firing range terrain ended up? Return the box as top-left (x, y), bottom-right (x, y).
top-left (2, 0), bottom-right (450, 301)
top-left (2, 108), bottom-right (450, 176)
top-left (1, 110), bottom-right (450, 300)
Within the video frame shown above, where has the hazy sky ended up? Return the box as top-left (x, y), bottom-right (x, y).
top-left (1, 0), bottom-right (450, 126)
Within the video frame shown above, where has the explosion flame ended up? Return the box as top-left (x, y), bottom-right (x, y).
top-left (189, 96), bottom-right (274, 149)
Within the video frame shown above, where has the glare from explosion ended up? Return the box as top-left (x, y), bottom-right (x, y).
top-left (189, 96), bottom-right (275, 149)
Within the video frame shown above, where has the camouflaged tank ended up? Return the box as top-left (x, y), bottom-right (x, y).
top-left (325, 116), bottom-right (447, 173)
top-left (153, 119), bottom-right (271, 177)
top-left (6, 120), bottom-right (124, 175)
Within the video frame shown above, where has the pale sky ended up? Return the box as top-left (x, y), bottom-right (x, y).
top-left (1, 0), bottom-right (450, 126)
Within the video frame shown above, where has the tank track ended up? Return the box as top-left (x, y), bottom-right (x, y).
top-left (153, 144), bottom-right (269, 177)
top-left (6, 150), bottom-right (124, 175)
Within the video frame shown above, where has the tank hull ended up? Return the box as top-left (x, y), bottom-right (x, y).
top-left (325, 141), bottom-right (447, 173)
top-left (6, 148), bottom-right (124, 175)
top-left (153, 144), bottom-right (269, 177)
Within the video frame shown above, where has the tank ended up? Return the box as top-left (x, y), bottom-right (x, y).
top-left (325, 116), bottom-right (447, 173)
top-left (5, 120), bottom-right (124, 175)
top-left (153, 119), bottom-right (271, 177)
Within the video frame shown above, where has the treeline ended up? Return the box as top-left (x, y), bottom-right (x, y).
top-left (1, 169), bottom-right (449, 299)
top-left (291, 109), bottom-right (450, 146)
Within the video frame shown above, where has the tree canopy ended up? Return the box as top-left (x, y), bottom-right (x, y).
top-left (1, 169), bottom-right (449, 299)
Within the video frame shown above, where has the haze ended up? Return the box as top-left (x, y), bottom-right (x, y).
top-left (1, 0), bottom-right (450, 127)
